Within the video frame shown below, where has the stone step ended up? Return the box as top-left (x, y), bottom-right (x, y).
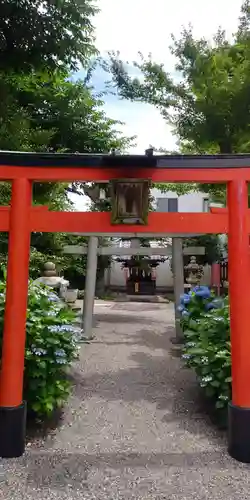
top-left (126, 295), bottom-right (169, 303)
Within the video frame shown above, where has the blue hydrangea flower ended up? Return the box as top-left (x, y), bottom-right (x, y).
top-left (180, 293), bottom-right (191, 305)
top-left (56, 358), bottom-right (67, 365)
top-left (177, 304), bottom-right (185, 312)
top-left (192, 286), bottom-right (211, 299)
top-left (211, 298), bottom-right (224, 309)
top-left (182, 353), bottom-right (191, 360)
top-left (186, 342), bottom-right (196, 348)
top-left (201, 375), bottom-right (213, 383)
top-left (181, 309), bottom-right (190, 318)
top-left (205, 298), bottom-right (224, 311)
top-left (48, 325), bottom-right (61, 333)
top-left (48, 293), bottom-right (60, 302)
top-left (60, 325), bottom-right (76, 332)
top-left (31, 346), bottom-right (47, 356)
top-left (205, 302), bottom-right (215, 311)
top-left (46, 310), bottom-right (57, 317)
top-left (48, 324), bottom-right (76, 333)
top-left (55, 348), bottom-right (66, 357)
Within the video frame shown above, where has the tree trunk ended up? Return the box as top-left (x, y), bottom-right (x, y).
top-left (219, 142), bottom-right (232, 154)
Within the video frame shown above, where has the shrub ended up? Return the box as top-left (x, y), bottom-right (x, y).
top-left (0, 280), bottom-right (80, 417)
top-left (179, 286), bottom-right (231, 411)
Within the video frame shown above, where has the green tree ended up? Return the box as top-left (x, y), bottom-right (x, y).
top-left (0, 0), bottom-right (133, 284)
top-left (0, 0), bottom-right (97, 73)
top-left (109, 29), bottom-right (250, 154)
top-left (0, 70), bottom-right (133, 281)
top-left (107, 0), bottom-right (250, 201)
top-left (5, 70), bottom-right (134, 193)
top-left (183, 235), bottom-right (223, 265)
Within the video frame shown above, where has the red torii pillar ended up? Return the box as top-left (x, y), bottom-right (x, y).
top-left (211, 196), bottom-right (250, 461)
top-left (0, 178), bottom-right (32, 458)
top-left (227, 180), bottom-right (250, 462)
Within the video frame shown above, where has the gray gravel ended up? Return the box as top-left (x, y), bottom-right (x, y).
top-left (1, 300), bottom-right (250, 499)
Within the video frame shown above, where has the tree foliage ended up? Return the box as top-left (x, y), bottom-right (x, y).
top-left (183, 235), bottom-right (223, 265)
top-left (108, 0), bottom-right (250, 200)
top-left (0, 0), bottom-right (133, 282)
top-left (0, 69), bottom-right (132, 279)
top-left (0, 0), bottom-right (97, 72)
top-left (180, 290), bottom-right (231, 415)
top-left (109, 20), bottom-right (250, 154)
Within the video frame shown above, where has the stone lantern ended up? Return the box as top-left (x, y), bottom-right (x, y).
top-left (43, 262), bottom-right (57, 279)
top-left (34, 261), bottom-right (70, 299)
top-left (185, 256), bottom-right (204, 287)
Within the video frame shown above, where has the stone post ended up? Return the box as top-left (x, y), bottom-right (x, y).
top-left (82, 236), bottom-right (98, 338)
top-left (172, 238), bottom-right (184, 344)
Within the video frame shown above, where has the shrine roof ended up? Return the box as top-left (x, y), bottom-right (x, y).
top-left (1, 151), bottom-right (250, 168)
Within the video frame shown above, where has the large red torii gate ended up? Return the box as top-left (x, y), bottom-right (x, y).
top-left (0, 151), bottom-right (249, 463)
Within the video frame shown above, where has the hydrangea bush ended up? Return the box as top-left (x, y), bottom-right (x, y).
top-left (179, 286), bottom-right (231, 411)
top-left (0, 280), bottom-right (80, 417)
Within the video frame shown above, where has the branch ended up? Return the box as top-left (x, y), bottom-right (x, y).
top-left (66, 186), bottom-right (83, 196)
top-left (66, 183), bottom-right (101, 202)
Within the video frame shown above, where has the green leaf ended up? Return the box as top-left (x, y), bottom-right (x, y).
top-left (45, 402), bottom-right (54, 413)
top-left (205, 386), bottom-right (216, 398)
top-left (211, 380), bottom-right (221, 388)
top-left (187, 347), bottom-right (206, 355)
top-left (201, 366), bottom-right (211, 375)
top-left (31, 402), bottom-right (42, 412)
top-left (215, 400), bottom-right (227, 409)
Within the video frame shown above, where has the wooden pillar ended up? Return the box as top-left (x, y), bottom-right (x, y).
top-left (227, 179), bottom-right (250, 463)
top-left (172, 237), bottom-right (184, 344)
top-left (211, 262), bottom-right (221, 295)
top-left (82, 236), bottom-right (98, 338)
top-left (0, 178), bottom-right (32, 458)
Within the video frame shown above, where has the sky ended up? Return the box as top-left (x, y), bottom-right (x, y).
top-left (93, 0), bottom-right (243, 153)
top-left (71, 0), bottom-right (243, 209)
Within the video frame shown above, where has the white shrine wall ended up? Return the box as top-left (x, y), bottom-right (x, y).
top-left (104, 189), bottom-right (213, 291)
top-left (105, 259), bottom-right (211, 291)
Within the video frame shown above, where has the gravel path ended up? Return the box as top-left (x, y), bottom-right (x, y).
top-left (1, 300), bottom-right (250, 499)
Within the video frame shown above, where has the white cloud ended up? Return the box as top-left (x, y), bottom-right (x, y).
top-left (102, 98), bottom-right (176, 153)
top-left (95, 0), bottom-right (242, 63)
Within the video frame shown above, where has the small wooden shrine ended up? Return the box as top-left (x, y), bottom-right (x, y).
top-left (116, 255), bottom-right (165, 295)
